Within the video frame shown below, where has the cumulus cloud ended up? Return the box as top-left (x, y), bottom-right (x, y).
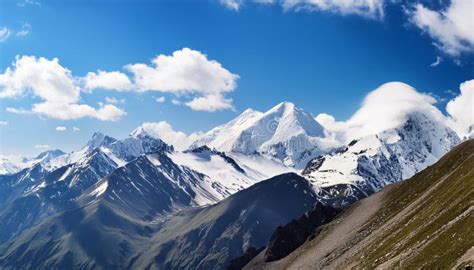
top-left (409, 0), bottom-right (474, 56)
top-left (446, 79), bottom-right (474, 139)
top-left (185, 94), bottom-right (234, 112)
top-left (315, 113), bottom-right (347, 140)
top-left (126, 48), bottom-right (238, 111)
top-left (72, 126), bottom-right (80, 131)
top-left (1, 49), bottom-right (237, 119)
top-left (34, 144), bottom-right (50, 149)
top-left (0, 121), bottom-right (8, 125)
top-left (84, 70), bottom-right (133, 91)
top-left (220, 0), bottom-right (385, 18)
top-left (0, 27), bottom-right (11, 42)
top-left (55, 126), bottom-right (67, 132)
top-left (133, 121), bottom-right (202, 150)
top-left (0, 56), bottom-right (126, 121)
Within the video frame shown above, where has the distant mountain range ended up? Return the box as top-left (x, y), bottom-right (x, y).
top-left (0, 101), bottom-right (466, 269)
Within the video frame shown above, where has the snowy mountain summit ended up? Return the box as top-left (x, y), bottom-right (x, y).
top-left (303, 111), bottom-right (460, 204)
top-left (192, 102), bottom-right (326, 167)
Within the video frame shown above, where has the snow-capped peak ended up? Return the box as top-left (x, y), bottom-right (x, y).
top-left (303, 110), bottom-right (460, 200)
top-left (191, 102), bottom-right (325, 167)
top-left (129, 126), bottom-right (149, 139)
top-left (86, 132), bottom-right (117, 151)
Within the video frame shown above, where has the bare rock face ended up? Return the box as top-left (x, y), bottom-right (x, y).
top-left (264, 202), bottom-right (340, 262)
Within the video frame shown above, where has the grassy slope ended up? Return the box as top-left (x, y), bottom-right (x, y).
top-left (352, 140), bottom-right (474, 269)
top-left (252, 140), bottom-right (474, 269)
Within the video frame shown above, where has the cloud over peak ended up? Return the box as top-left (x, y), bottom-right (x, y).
top-left (316, 81), bottom-right (472, 143)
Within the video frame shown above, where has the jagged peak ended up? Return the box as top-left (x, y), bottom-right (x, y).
top-left (129, 126), bottom-right (148, 139)
top-left (86, 132), bottom-right (117, 151)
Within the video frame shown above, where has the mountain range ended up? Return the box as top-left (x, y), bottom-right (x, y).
top-left (0, 101), bottom-right (467, 269)
top-left (243, 139), bottom-right (474, 269)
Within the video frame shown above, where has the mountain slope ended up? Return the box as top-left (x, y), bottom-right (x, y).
top-left (304, 112), bottom-right (460, 206)
top-left (246, 139), bottom-right (474, 269)
top-left (192, 102), bottom-right (326, 167)
top-left (0, 173), bottom-right (318, 270)
top-left (0, 149), bottom-right (118, 244)
top-left (122, 173), bottom-right (318, 270)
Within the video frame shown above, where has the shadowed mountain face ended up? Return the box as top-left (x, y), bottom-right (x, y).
top-left (0, 173), bottom-right (318, 270)
top-left (263, 202), bottom-right (340, 262)
top-left (244, 140), bottom-right (474, 270)
top-left (0, 150), bottom-right (118, 244)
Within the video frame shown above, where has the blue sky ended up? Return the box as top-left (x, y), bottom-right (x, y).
top-left (0, 0), bottom-right (473, 155)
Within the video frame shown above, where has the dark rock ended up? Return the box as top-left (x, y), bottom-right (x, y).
top-left (226, 246), bottom-right (264, 270)
top-left (263, 202), bottom-right (340, 262)
top-left (302, 156), bottom-right (325, 175)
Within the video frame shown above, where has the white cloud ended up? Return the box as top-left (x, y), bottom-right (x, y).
top-left (18, 0), bottom-right (40, 7)
top-left (345, 82), bottom-right (445, 139)
top-left (220, 0), bottom-right (242, 11)
top-left (317, 82), bottom-right (448, 143)
top-left (0, 27), bottom-right (11, 42)
top-left (430, 56), bottom-right (443, 67)
top-left (72, 126), bottom-right (80, 131)
top-left (171, 99), bottom-right (182, 106)
top-left (84, 70), bottom-right (133, 91)
top-left (34, 144), bottom-right (50, 149)
top-left (315, 113), bottom-right (347, 139)
top-left (446, 79), bottom-right (474, 139)
top-left (31, 102), bottom-right (126, 121)
top-left (126, 48), bottom-right (238, 111)
top-left (6, 107), bottom-right (32, 115)
top-left (0, 55), bottom-right (79, 101)
top-left (185, 94), bottom-right (234, 112)
top-left (220, 0), bottom-right (385, 18)
top-left (409, 0), bottom-right (474, 56)
top-left (104, 96), bottom-right (125, 104)
top-left (0, 121), bottom-right (8, 125)
top-left (56, 126), bottom-right (67, 131)
top-left (16, 23), bottom-right (30, 37)
top-left (134, 121), bottom-right (202, 150)
top-left (283, 0), bottom-right (385, 18)
top-left (155, 96), bottom-right (165, 103)
top-left (0, 56), bottom-right (126, 121)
